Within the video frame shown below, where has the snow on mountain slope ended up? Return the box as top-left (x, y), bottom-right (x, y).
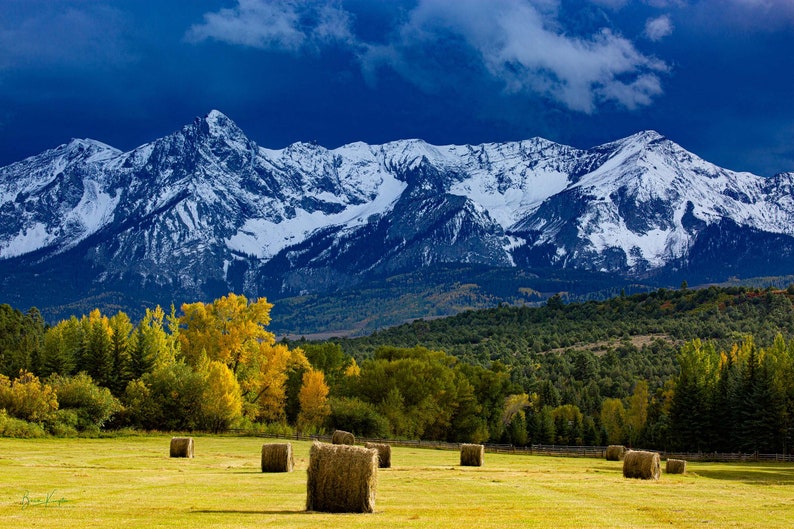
top-left (1, 110), bottom-right (793, 307)
top-left (0, 138), bottom-right (122, 258)
top-left (514, 131), bottom-right (794, 271)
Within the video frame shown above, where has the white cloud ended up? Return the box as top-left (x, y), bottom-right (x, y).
top-left (645, 15), bottom-right (673, 41)
top-left (185, 0), bottom-right (354, 52)
top-left (189, 0), bottom-right (668, 114)
top-left (366, 0), bottom-right (668, 113)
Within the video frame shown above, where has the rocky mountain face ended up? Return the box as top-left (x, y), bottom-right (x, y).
top-left (2, 111), bottom-right (793, 326)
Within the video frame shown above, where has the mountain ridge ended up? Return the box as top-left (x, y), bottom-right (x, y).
top-left (2, 110), bottom-right (793, 331)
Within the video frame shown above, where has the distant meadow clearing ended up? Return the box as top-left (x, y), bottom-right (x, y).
top-left (1, 435), bottom-right (792, 528)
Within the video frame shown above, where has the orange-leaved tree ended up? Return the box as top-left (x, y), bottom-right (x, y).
top-left (297, 368), bottom-right (330, 432)
top-left (179, 293), bottom-right (308, 422)
top-left (200, 359), bottom-right (242, 432)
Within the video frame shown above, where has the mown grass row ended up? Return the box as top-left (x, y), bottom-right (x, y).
top-left (1, 435), bottom-right (792, 528)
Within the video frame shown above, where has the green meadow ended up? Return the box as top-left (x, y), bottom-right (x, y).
top-left (1, 435), bottom-right (792, 528)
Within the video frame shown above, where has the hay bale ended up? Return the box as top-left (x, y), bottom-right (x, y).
top-left (169, 437), bottom-right (194, 458)
top-left (306, 441), bottom-right (378, 513)
top-left (622, 450), bottom-right (661, 480)
top-left (460, 443), bottom-right (485, 467)
top-left (364, 442), bottom-right (392, 469)
top-left (331, 429), bottom-right (355, 445)
top-left (261, 443), bottom-right (294, 472)
top-left (665, 458), bottom-right (687, 474)
top-left (605, 445), bottom-right (626, 461)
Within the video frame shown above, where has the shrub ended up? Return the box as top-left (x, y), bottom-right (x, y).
top-left (119, 379), bottom-right (157, 429)
top-left (0, 371), bottom-right (58, 424)
top-left (326, 397), bottom-right (389, 438)
top-left (49, 373), bottom-right (122, 431)
top-left (123, 363), bottom-right (206, 431)
top-left (48, 409), bottom-right (79, 437)
top-left (0, 409), bottom-right (47, 438)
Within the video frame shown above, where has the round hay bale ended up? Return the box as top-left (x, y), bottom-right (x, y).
top-left (169, 437), bottom-right (194, 458)
top-left (364, 442), bottom-right (392, 469)
top-left (622, 450), bottom-right (661, 480)
top-left (261, 443), bottom-right (294, 472)
top-left (331, 429), bottom-right (355, 445)
top-left (460, 443), bottom-right (485, 467)
top-left (605, 445), bottom-right (626, 461)
top-left (665, 458), bottom-right (687, 474)
top-left (306, 441), bottom-right (378, 513)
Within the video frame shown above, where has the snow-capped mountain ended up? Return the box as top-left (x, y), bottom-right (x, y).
top-left (1, 110), bottom-right (793, 322)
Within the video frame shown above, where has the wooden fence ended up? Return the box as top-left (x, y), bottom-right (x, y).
top-left (228, 430), bottom-right (794, 462)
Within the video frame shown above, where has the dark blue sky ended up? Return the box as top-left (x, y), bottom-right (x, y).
top-left (2, 0), bottom-right (794, 176)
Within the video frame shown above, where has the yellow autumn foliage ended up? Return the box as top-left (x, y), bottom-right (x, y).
top-left (297, 368), bottom-right (331, 431)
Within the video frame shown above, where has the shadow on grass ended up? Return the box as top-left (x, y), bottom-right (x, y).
top-left (694, 466), bottom-right (794, 485)
top-left (191, 509), bottom-right (309, 515)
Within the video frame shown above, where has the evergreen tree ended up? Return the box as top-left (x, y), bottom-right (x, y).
top-left (85, 310), bottom-right (113, 388)
top-left (534, 405), bottom-right (556, 444)
top-left (669, 339), bottom-right (719, 451)
top-left (108, 312), bottom-right (133, 396)
top-left (129, 325), bottom-right (153, 380)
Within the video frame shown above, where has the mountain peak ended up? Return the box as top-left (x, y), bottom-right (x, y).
top-left (633, 130), bottom-right (664, 141)
top-left (194, 110), bottom-right (248, 144)
top-left (51, 138), bottom-right (120, 163)
top-left (609, 130), bottom-right (666, 150)
top-left (204, 109), bottom-right (231, 125)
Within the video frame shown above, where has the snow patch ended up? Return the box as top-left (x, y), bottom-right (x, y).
top-left (0, 222), bottom-right (53, 258)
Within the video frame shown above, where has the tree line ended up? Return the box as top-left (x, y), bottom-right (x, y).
top-left (1, 286), bottom-right (794, 453)
top-left (0, 295), bottom-right (511, 442)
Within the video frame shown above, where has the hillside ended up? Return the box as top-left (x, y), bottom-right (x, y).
top-left (315, 284), bottom-right (794, 396)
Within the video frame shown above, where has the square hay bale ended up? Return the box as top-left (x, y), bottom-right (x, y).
top-left (460, 443), bottom-right (485, 467)
top-left (605, 445), bottom-right (626, 461)
top-left (364, 442), bottom-right (392, 469)
top-left (622, 450), bottom-right (661, 480)
top-left (331, 429), bottom-right (355, 445)
top-left (169, 437), bottom-right (194, 458)
top-left (665, 458), bottom-right (687, 474)
top-left (306, 441), bottom-right (378, 513)
top-left (261, 443), bottom-right (294, 472)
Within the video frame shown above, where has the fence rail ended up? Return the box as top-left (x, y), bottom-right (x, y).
top-left (226, 430), bottom-right (794, 462)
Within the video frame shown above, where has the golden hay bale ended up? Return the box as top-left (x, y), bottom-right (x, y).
top-left (306, 441), bottom-right (378, 513)
top-left (605, 445), bottom-right (626, 461)
top-left (331, 429), bottom-right (355, 445)
top-left (460, 443), bottom-right (485, 467)
top-left (364, 442), bottom-right (392, 469)
top-left (623, 450), bottom-right (661, 480)
top-left (665, 458), bottom-right (687, 474)
top-left (261, 443), bottom-right (294, 472)
top-left (169, 437), bottom-right (194, 458)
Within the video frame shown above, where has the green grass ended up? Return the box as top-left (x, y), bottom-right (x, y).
top-left (1, 435), bottom-right (792, 528)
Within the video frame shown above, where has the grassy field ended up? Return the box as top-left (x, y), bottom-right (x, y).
top-left (1, 435), bottom-right (792, 528)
